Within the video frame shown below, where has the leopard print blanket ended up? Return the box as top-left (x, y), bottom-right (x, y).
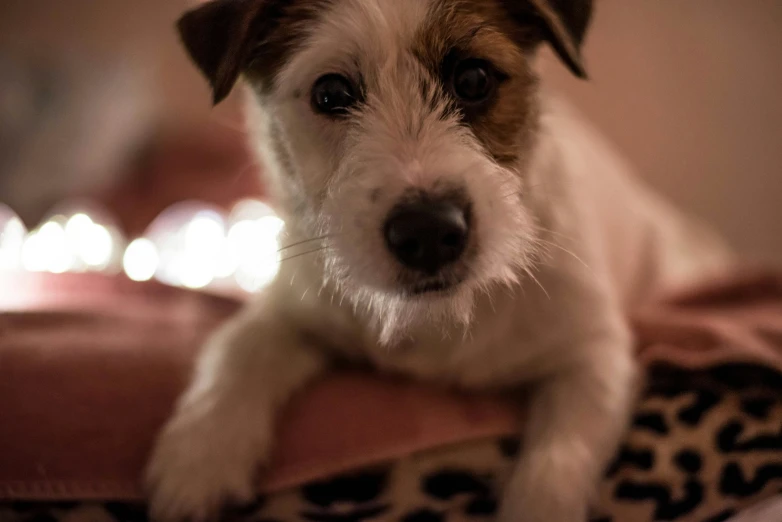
top-left (2, 363), bottom-right (779, 522)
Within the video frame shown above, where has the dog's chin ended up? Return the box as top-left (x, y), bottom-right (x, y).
top-left (326, 249), bottom-right (521, 345)
top-left (343, 274), bottom-right (476, 346)
top-left (405, 277), bottom-right (463, 297)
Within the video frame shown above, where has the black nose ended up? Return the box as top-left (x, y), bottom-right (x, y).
top-left (384, 201), bottom-right (469, 274)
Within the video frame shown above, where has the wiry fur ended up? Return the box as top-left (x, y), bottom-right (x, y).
top-left (254, 0), bottom-right (542, 345)
top-left (146, 1), bottom-right (731, 521)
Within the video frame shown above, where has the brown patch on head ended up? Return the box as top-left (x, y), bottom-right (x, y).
top-left (177, 0), bottom-right (332, 103)
top-left (413, 0), bottom-right (541, 166)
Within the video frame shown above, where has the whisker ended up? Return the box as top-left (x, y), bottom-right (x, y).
top-left (278, 246), bottom-right (329, 264)
top-left (228, 160), bottom-right (262, 189)
top-left (486, 287), bottom-right (497, 313)
top-left (534, 237), bottom-right (593, 273)
top-left (533, 224), bottom-right (577, 243)
top-left (523, 266), bottom-right (550, 300)
top-left (277, 234), bottom-right (334, 253)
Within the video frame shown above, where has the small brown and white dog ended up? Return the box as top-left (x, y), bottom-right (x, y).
top-left (146, 1), bottom-right (730, 521)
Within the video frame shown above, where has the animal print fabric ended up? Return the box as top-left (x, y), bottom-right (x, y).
top-left (1, 364), bottom-right (779, 522)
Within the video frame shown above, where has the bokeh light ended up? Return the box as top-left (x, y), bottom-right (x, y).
top-left (34, 201), bottom-right (124, 273)
top-left (65, 213), bottom-right (115, 269)
top-left (23, 221), bottom-right (75, 273)
top-left (3, 198), bottom-right (284, 295)
top-left (143, 202), bottom-right (229, 290)
top-left (0, 204), bottom-right (28, 271)
top-left (123, 238), bottom-right (159, 282)
top-left (228, 199), bottom-right (284, 292)
top-left (139, 199), bottom-right (284, 293)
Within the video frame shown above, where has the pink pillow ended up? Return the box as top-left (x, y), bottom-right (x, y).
top-left (3, 268), bottom-right (781, 501)
top-left (0, 272), bottom-right (519, 501)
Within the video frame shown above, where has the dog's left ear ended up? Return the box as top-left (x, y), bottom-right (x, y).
top-left (502, 0), bottom-right (594, 79)
top-left (177, 0), bottom-right (268, 104)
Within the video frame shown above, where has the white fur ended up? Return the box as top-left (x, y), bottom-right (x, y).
top-left (147, 1), bottom-right (730, 521)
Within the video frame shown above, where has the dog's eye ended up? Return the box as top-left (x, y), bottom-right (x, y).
top-left (311, 74), bottom-right (357, 116)
top-left (451, 59), bottom-right (498, 104)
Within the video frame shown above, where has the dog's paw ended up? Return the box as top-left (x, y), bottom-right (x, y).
top-left (145, 408), bottom-right (271, 522)
top-left (498, 449), bottom-right (592, 522)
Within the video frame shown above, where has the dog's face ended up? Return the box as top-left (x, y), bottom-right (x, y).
top-left (178, 0), bottom-right (592, 343)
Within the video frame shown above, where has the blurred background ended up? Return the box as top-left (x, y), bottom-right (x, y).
top-left (1, 0), bottom-right (780, 292)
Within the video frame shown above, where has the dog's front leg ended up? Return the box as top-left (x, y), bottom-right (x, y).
top-left (146, 304), bottom-right (327, 522)
top-left (498, 340), bottom-right (636, 522)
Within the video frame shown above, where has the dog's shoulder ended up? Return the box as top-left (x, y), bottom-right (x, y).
top-left (534, 95), bottom-right (732, 306)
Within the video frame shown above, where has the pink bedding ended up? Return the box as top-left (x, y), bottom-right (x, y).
top-left (1, 269), bottom-right (781, 501)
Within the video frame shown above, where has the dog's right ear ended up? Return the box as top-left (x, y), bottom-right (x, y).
top-left (177, 0), bottom-right (267, 104)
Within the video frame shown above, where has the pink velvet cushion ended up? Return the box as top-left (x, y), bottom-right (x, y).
top-left (1, 269), bottom-right (781, 501)
top-left (0, 273), bottom-right (519, 501)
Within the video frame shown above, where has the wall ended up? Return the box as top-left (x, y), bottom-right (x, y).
top-left (545, 0), bottom-right (782, 263)
top-left (2, 0), bottom-right (781, 262)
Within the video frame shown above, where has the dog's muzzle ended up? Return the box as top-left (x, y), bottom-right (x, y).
top-left (383, 196), bottom-right (470, 276)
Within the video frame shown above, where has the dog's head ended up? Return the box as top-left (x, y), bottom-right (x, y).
top-left (178, 0), bottom-right (593, 343)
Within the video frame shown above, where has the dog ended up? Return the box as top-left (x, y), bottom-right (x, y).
top-left (146, 1), bottom-right (730, 520)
